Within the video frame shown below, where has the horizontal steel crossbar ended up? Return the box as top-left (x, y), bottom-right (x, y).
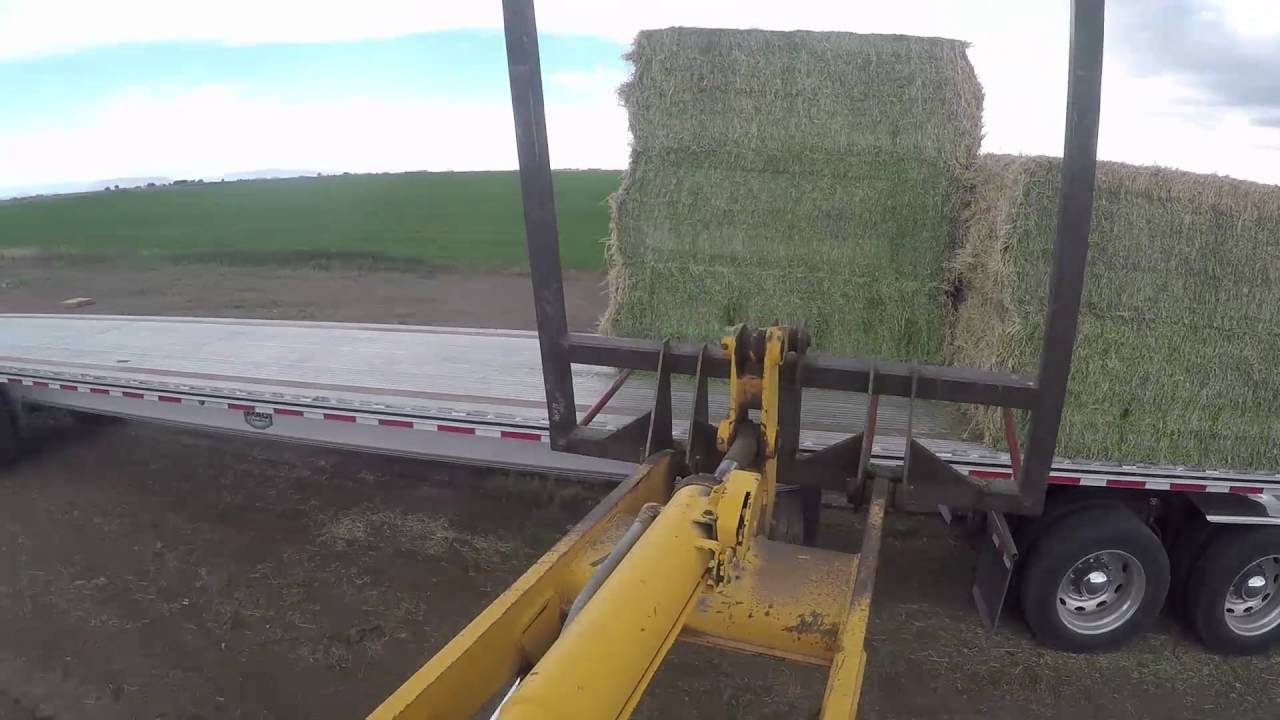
top-left (566, 334), bottom-right (1039, 409)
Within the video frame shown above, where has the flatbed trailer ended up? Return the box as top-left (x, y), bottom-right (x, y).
top-left (5, 312), bottom-right (1280, 667)
top-left (6, 314), bottom-right (1280, 500)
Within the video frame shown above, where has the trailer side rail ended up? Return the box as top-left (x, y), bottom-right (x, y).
top-left (7, 365), bottom-right (1280, 496)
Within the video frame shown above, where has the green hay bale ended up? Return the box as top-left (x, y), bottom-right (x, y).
top-left (602, 28), bottom-right (982, 360)
top-left (952, 154), bottom-right (1280, 470)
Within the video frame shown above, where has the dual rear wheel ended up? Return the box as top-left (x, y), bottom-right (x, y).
top-left (1018, 504), bottom-right (1280, 654)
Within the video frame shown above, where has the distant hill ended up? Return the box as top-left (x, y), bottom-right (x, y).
top-left (0, 177), bottom-right (172, 199)
top-left (100, 176), bottom-right (174, 189)
top-left (0, 170), bottom-right (324, 200)
top-left (217, 169), bottom-right (320, 182)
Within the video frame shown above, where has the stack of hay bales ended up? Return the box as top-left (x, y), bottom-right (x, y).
top-left (952, 154), bottom-right (1280, 470)
top-left (601, 28), bottom-right (982, 361)
top-left (603, 27), bottom-right (1280, 471)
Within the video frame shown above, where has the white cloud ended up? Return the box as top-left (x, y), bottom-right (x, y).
top-left (0, 0), bottom-right (967, 60)
top-left (1212, 0), bottom-right (1280, 38)
top-left (0, 82), bottom-right (626, 187)
top-left (548, 66), bottom-right (626, 96)
top-left (0, 0), bottom-right (1070, 58)
top-left (0, 0), bottom-right (499, 61)
top-left (3, 0), bottom-right (1280, 185)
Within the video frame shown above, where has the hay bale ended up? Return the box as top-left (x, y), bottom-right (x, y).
top-left (602, 28), bottom-right (982, 361)
top-left (952, 154), bottom-right (1280, 470)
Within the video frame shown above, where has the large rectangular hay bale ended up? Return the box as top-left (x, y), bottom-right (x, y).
top-left (602, 28), bottom-right (982, 361)
top-left (952, 154), bottom-right (1280, 470)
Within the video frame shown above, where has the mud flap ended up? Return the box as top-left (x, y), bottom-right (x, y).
top-left (972, 511), bottom-right (1018, 631)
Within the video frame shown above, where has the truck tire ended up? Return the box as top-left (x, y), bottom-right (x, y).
top-left (0, 394), bottom-right (16, 467)
top-left (768, 485), bottom-right (820, 546)
top-left (1019, 506), bottom-right (1169, 652)
top-left (1168, 515), bottom-right (1216, 617)
top-left (1187, 527), bottom-right (1280, 655)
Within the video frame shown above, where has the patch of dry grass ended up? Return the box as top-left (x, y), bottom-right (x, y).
top-left (203, 549), bottom-right (431, 672)
top-left (868, 599), bottom-right (1280, 718)
top-left (318, 507), bottom-right (514, 568)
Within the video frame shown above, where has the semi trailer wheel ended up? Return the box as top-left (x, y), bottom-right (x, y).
top-left (1168, 515), bottom-right (1216, 618)
top-left (1188, 527), bottom-right (1280, 655)
top-left (0, 390), bottom-right (16, 467)
top-left (768, 485), bottom-right (821, 546)
top-left (1020, 506), bottom-right (1169, 652)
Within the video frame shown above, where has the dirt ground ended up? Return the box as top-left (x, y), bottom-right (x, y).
top-left (0, 259), bottom-right (607, 330)
top-left (1, 260), bottom-right (1279, 720)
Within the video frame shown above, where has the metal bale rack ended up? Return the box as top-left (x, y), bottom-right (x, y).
top-left (371, 1), bottom-right (1109, 717)
top-left (509, 0), bottom-right (1104, 518)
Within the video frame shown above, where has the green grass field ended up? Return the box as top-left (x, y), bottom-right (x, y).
top-left (0, 170), bottom-right (620, 270)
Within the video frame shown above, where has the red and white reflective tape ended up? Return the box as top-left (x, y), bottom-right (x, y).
top-left (3, 375), bottom-right (549, 443)
top-left (7, 373), bottom-right (1280, 493)
top-left (967, 468), bottom-right (1271, 496)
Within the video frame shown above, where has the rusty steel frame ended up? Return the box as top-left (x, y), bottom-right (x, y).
top-left (503, 0), bottom-right (1105, 514)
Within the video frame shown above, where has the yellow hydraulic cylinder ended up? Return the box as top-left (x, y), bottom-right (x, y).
top-left (499, 484), bottom-right (714, 720)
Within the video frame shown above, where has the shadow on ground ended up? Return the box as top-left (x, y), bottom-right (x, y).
top-left (0, 415), bottom-right (1276, 719)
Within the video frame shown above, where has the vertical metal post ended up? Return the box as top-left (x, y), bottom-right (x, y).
top-left (502, 0), bottom-right (577, 447)
top-left (1019, 0), bottom-right (1105, 513)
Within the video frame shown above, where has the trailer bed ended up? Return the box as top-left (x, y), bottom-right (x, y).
top-left (4, 315), bottom-right (1279, 493)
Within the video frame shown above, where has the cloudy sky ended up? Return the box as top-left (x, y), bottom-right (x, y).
top-left (1, 0), bottom-right (1279, 194)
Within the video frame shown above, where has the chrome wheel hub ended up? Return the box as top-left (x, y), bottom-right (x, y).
top-left (1056, 550), bottom-right (1145, 634)
top-left (1224, 555), bottom-right (1280, 636)
top-left (1080, 569), bottom-right (1111, 598)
